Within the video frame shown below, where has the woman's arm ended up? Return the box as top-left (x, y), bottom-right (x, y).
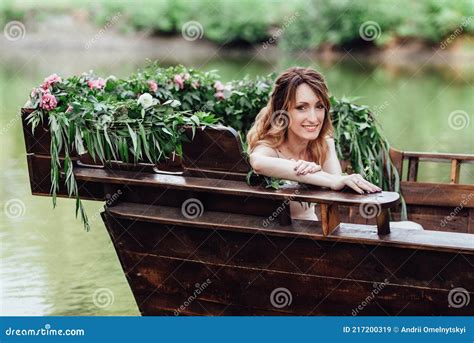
top-left (249, 145), bottom-right (381, 193)
top-left (322, 137), bottom-right (342, 175)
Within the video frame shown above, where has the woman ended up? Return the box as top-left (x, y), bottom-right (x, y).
top-left (247, 67), bottom-right (381, 220)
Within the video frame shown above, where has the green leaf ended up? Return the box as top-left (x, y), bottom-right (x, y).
top-left (127, 124), bottom-right (138, 154)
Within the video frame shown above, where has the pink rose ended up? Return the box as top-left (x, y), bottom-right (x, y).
top-left (41, 73), bottom-right (62, 90)
top-left (174, 74), bottom-right (184, 90)
top-left (148, 80), bottom-right (158, 92)
top-left (191, 80), bottom-right (200, 89)
top-left (40, 93), bottom-right (58, 111)
top-left (214, 80), bottom-right (225, 92)
top-left (214, 91), bottom-right (225, 100)
top-left (66, 104), bottom-right (73, 113)
top-left (87, 78), bottom-right (106, 90)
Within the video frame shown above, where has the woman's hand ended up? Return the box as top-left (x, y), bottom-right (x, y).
top-left (331, 174), bottom-right (382, 194)
top-left (292, 159), bottom-right (322, 175)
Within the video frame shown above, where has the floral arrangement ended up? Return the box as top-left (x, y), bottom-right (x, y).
top-left (25, 62), bottom-right (402, 230)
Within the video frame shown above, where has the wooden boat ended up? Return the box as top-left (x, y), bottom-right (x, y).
top-left (21, 108), bottom-right (474, 315)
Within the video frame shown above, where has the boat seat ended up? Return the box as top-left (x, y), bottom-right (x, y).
top-left (391, 221), bottom-right (423, 230)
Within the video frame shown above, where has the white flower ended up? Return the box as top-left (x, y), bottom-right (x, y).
top-left (137, 93), bottom-right (158, 109)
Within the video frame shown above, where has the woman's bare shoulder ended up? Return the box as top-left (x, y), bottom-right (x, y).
top-left (251, 143), bottom-right (278, 157)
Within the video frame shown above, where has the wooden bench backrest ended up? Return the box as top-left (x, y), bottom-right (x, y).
top-left (182, 126), bottom-right (250, 180)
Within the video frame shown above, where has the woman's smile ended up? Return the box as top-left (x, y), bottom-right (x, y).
top-left (301, 123), bottom-right (319, 132)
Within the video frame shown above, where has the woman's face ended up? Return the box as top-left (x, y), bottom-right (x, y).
top-left (286, 83), bottom-right (326, 141)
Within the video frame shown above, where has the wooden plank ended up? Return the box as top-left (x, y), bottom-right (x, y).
top-left (74, 167), bottom-right (400, 208)
top-left (182, 126), bottom-right (250, 174)
top-left (450, 159), bottom-right (460, 184)
top-left (105, 203), bottom-right (474, 253)
top-left (407, 157), bottom-right (419, 182)
top-left (320, 203), bottom-right (340, 236)
top-left (391, 208), bottom-right (468, 233)
top-left (26, 154), bottom-right (104, 200)
top-left (376, 208), bottom-right (390, 235)
top-left (401, 182), bottom-right (474, 207)
top-left (102, 212), bottom-right (473, 290)
top-left (389, 148), bottom-right (403, 179)
top-left (403, 151), bottom-right (474, 163)
top-left (469, 209), bottom-right (474, 234)
top-left (113, 251), bottom-right (474, 316)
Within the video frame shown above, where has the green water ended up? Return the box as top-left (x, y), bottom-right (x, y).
top-left (0, 49), bottom-right (472, 315)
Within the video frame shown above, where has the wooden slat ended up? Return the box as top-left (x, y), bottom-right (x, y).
top-left (74, 167), bottom-right (400, 208)
top-left (182, 125), bottom-right (250, 173)
top-left (111, 250), bottom-right (474, 316)
top-left (26, 154), bottom-right (104, 200)
top-left (469, 209), bottom-right (474, 234)
top-left (320, 203), bottom-right (340, 236)
top-left (450, 159), bottom-right (460, 184)
top-left (102, 212), bottom-right (473, 289)
top-left (401, 181), bottom-right (474, 208)
top-left (407, 157), bottom-right (419, 181)
top-left (376, 208), bottom-right (390, 235)
top-left (389, 148), bottom-right (403, 179)
top-left (106, 203), bottom-right (474, 253)
top-left (403, 151), bottom-right (474, 163)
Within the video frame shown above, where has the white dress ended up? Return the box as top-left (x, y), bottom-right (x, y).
top-left (275, 149), bottom-right (318, 221)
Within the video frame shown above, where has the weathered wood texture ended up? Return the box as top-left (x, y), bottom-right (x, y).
top-left (101, 208), bottom-right (474, 316)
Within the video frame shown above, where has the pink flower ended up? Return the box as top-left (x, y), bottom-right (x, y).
top-left (214, 80), bottom-right (225, 92)
top-left (183, 73), bottom-right (191, 81)
top-left (40, 93), bottom-right (58, 111)
top-left (174, 74), bottom-right (184, 90)
top-left (191, 80), bottom-right (200, 89)
top-left (148, 80), bottom-right (158, 92)
top-left (41, 73), bottom-right (62, 90)
top-left (214, 91), bottom-right (225, 100)
top-left (66, 104), bottom-right (73, 113)
top-left (87, 78), bottom-right (106, 90)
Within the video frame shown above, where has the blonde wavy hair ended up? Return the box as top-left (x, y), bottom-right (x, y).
top-left (247, 67), bottom-right (333, 165)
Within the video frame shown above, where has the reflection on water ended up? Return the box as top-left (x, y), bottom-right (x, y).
top-left (0, 44), bottom-right (472, 315)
